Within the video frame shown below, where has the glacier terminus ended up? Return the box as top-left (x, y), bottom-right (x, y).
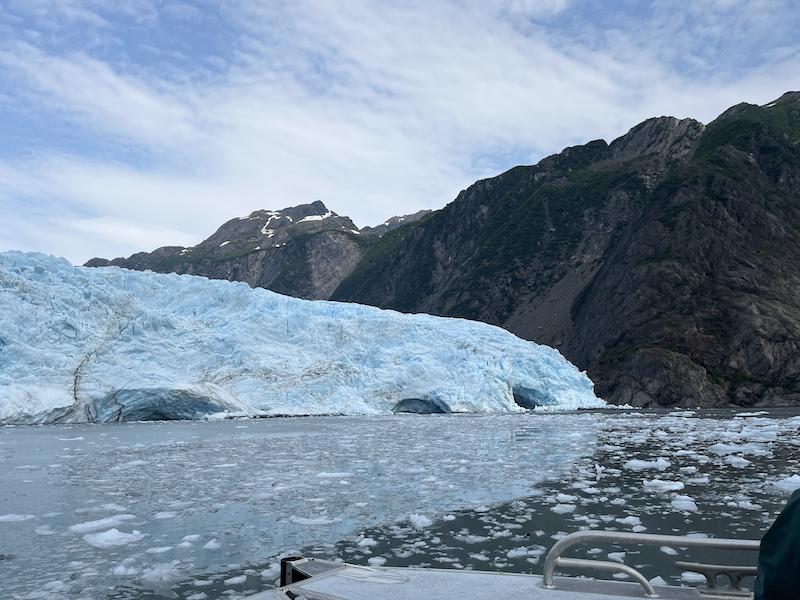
top-left (0, 251), bottom-right (603, 424)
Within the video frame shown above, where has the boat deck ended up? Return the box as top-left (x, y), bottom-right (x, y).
top-left (245, 531), bottom-right (759, 600)
top-left (245, 560), bottom-right (710, 600)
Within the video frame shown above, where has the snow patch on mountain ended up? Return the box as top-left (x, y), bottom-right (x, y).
top-left (0, 251), bottom-right (602, 424)
top-left (298, 210), bottom-right (334, 223)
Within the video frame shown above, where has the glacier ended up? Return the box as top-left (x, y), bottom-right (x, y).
top-left (0, 251), bottom-right (602, 424)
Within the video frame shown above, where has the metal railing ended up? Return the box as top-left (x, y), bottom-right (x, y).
top-left (541, 531), bottom-right (760, 598)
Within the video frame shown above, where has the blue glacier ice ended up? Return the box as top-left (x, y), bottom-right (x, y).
top-left (0, 251), bottom-right (603, 424)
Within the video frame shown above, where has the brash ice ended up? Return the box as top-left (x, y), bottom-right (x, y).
top-left (0, 251), bottom-right (602, 424)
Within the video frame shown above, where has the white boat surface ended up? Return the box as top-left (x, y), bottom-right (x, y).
top-left (245, 531), bottom-right (759, 599)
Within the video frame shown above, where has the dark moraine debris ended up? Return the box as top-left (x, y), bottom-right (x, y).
top-left (392, 398), bottom-right (452, 414)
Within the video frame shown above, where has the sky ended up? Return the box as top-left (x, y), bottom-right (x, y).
top-left (1, 0), bottom-right (799, 265)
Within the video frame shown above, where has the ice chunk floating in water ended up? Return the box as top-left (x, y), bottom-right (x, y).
top-left (0, 252), bottom-right (602, 424)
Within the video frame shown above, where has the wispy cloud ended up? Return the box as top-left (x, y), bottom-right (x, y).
top-left (0, 42), bottom-right (199, 149)
top-left (0, 0), bottom-right (798, 264)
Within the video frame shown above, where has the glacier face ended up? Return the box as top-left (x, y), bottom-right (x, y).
top-left (0, 251), bottom-right (603, 424)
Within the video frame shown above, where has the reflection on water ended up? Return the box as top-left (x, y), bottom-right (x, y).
top-left (1, 409), bottom-right (799, 599)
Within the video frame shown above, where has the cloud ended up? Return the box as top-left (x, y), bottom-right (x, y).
top-left (0, 0), bottom-right (799, 265)
top-left (0, 42), bottom-right (200, 150)
top-left (6, 0), bottom-right (159, 28)
top-left (571, 0), bottom-right (800, 78)
top-left (161, 2), bottom-right (206, 22)
top-left (6, 0), bottom-right (110, 28)
top-left (69, 217), bottom-right (199, 252)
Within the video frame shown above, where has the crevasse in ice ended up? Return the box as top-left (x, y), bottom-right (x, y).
top-left (0, 251), bottom-right (603, 423)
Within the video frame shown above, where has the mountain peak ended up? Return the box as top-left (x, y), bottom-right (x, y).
top-left (84, 202), bottom-right (432, 301)
top-left (608, 116), bottom-right (705, 163)
top-left (360, 209), bottom-right (433, 236)
top-left (332, 92), bottom-right (800, 409)
top-left (244, 200), bottom-right (335, 225)
top-left (765, 91), bottom-right (800, 107)
top-left (532, 115), bottom-right (705, 177)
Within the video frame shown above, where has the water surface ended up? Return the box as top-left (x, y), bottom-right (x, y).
top-left (1, 409), bottom-right (798, 599)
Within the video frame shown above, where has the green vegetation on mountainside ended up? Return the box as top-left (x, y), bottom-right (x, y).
top-left (331, 212), bottom-right (436, 307)
top-left (444, 165), bottom-right (647, 321)
top-left (581, 93), bottom-right (800, 406)
top-left (334, 146), bottom-right (653, 322)
top-left (694, 98), bottom-right (800, 162)
top-left (463, 167), bottom-right (645, 278)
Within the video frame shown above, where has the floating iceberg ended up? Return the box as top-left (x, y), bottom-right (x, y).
top-left (0, 251), bottom-right (602, 424)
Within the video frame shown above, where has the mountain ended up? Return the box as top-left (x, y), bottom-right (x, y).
top-left (0, 251), bottom-right (601, 425)
top-left (86, 200), bottom-right (369, 300)
top-left (85, 201), bottom-right (426, 300)
top-left (332, 92), bottom-right (800, 409)
top-left (359, 209), bottom-right (432, 235)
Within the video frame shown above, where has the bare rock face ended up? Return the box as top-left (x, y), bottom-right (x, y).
top-left (86, 202), bottom-right (435, 300)
top-left (608, 116), bottom-right (704, 163)
top-left (570, 94), bottom-right (800, 407)
top-left (594, 348), bottom-right (729, 408)
top-left (86, 201), bottom-right (374, 300)
top-left (333, 116), bottom-right (708, 330)
top-left (333, 92), bottom-right (800, 407)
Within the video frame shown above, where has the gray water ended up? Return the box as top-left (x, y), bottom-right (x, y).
top-left (1, 409), bottom-right (799, 599)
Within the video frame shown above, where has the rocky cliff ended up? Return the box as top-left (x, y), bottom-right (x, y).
top-left (332, 92), bottom-right (800, 408)
top-left (86, 202), bottom-right (434, 300)
top-left (86, 201), bottom-right (370, 299)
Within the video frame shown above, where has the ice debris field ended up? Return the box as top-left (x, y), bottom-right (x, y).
top-left (0, 251), bottom-right (601, 424)
top-left (1, 411), bottom-right (799, 599)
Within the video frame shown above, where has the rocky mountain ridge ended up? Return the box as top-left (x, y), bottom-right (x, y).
top-left (332, 92), bottom-right (800, 408)
top-left (359, 209), bottom-right (432, 236)
top-left (85, 92), bottom-right (800, 408)
top-left (332, 115), bottom-right (706, 330)
top-left (86, 201), bottom-right (428, 300)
